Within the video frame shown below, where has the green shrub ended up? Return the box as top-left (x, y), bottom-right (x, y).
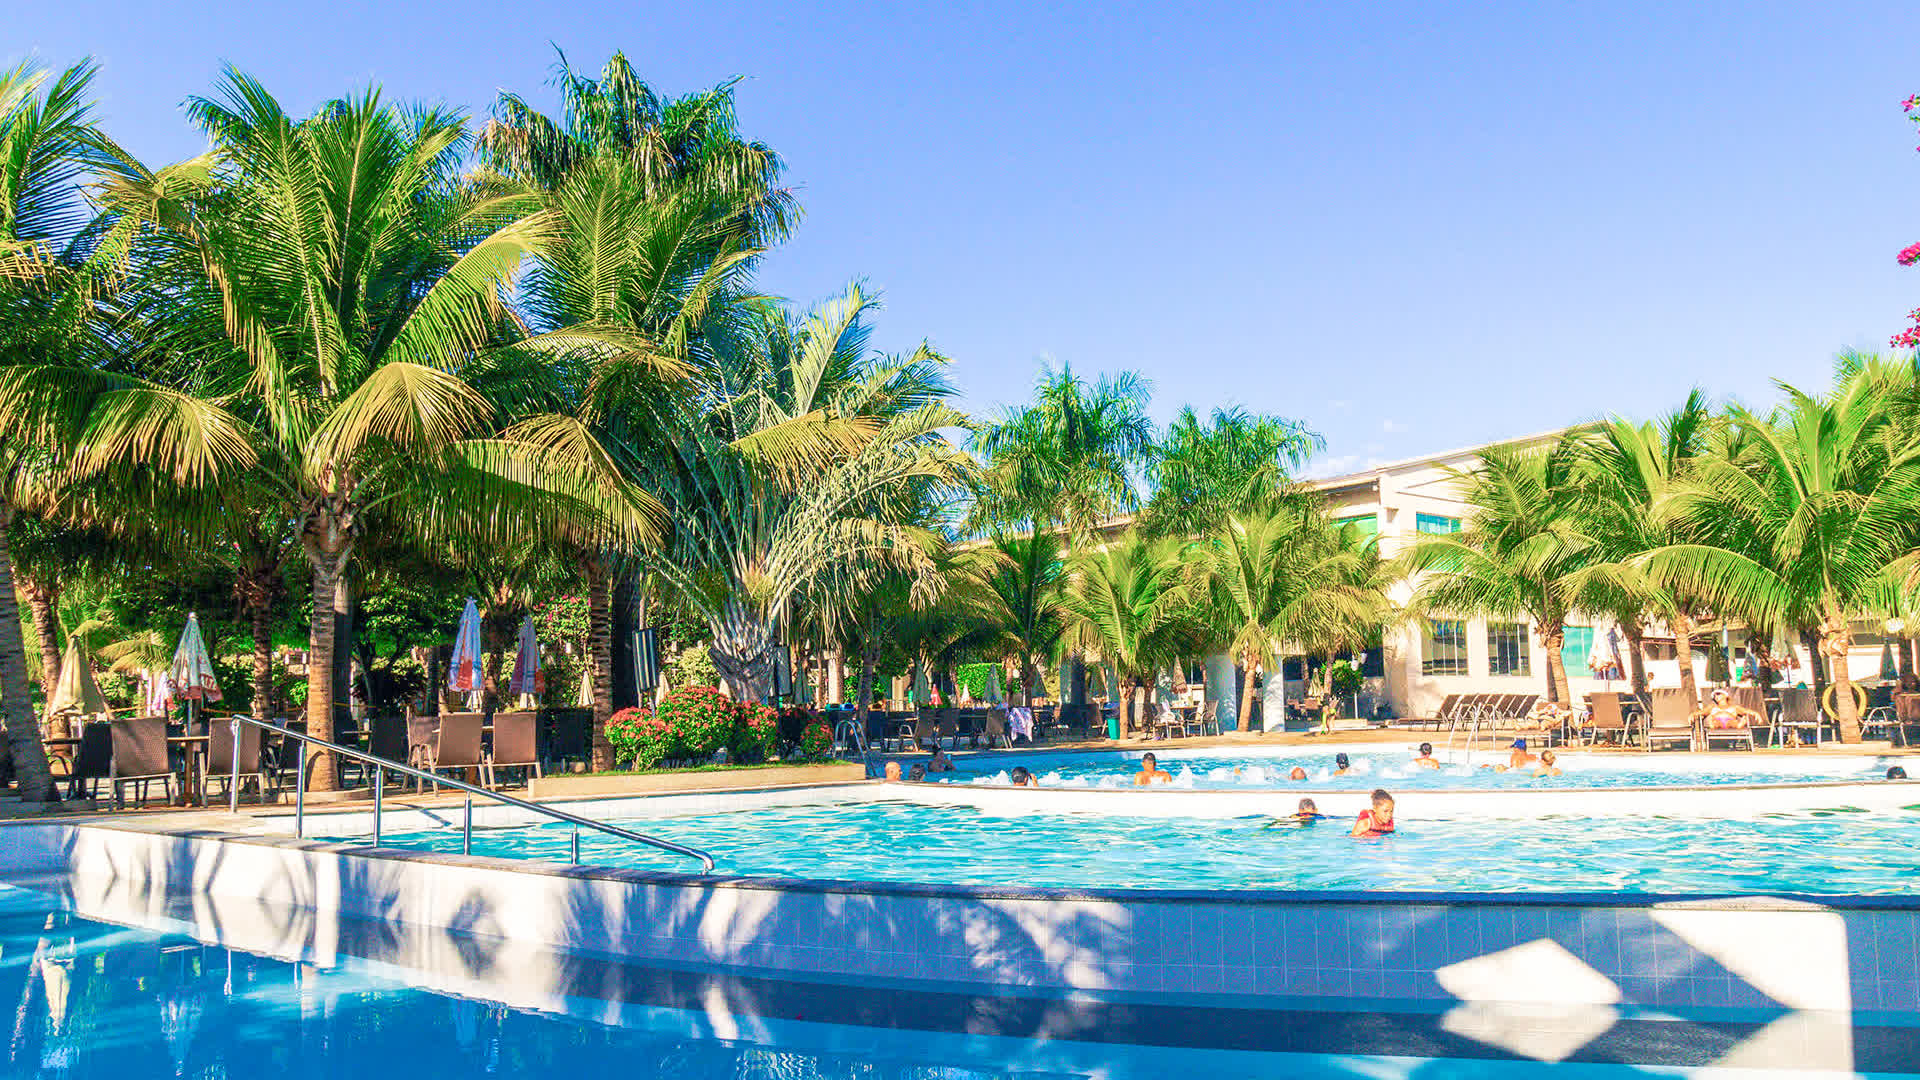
top-left (655, 685), bottom-right (734, 760)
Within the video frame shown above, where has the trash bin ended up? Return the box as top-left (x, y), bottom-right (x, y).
top-left (1106, 713), bottom-right (1121, 740)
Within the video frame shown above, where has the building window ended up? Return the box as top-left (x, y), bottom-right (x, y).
top-left (1416, 512), bottom-right (1463, 535)
top-left (1487, 622), bottom-right (1531, 677)
top-left (1561, 625), bottom-right (1595, 671)
top-left (1422, 619), bottom-right (1469, 676)
top-left (1332, 512), bottom-right (1378, 538)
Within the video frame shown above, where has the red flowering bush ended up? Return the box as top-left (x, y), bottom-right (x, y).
top-left (656, 686), bottom-right (737, 760)
top-left (733, 702), bottom-right (781, 763)
top-left (606, 707), bottom-right (673, 770)
top-left (798, 718), bottom-right (834, 760)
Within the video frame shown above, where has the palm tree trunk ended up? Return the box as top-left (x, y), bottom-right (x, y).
top-left (249, 594), bottom-right (274, 723)
top-left (856, 638), bottom-right (878, 713)
top-left (1238, 647), bottom-right (1258, 732)
top-left (1822, 611), bottom-right (1861, 742)
top-left (584, 556), bottom-right (614, 771)
top-left (707, 598), bottom-right (773, 703)
top-left (19, 574), bottom-right (60, 698)
top-left (1541, 625), bottom-right (1570, 706)
top-left (1624, 619), bottom-right (1649, 695)
top-left (0, 508), bottom-right (54, 801)
top-left (1671, 610), bottom-right (1700, 704)
top-left (301, 540), bottom-right (347, 793)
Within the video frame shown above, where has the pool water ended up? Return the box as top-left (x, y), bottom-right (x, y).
top-left (933, 745), bottom-right (1899, 790)
top-left (365, 799), bottom-right (1920, 894)
top-left (0, 880), bottom-right (1725, 1079)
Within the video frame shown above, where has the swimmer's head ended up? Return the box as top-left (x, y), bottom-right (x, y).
top-left (907, 763), bottom-right (927, 782)
top-left (1511, 738), bottom-right (1527, 750)
top-left (1890, 766), bottom-right (1909, 780)
top-left (883, 761), bottom-right (902, 781)
top-left (1010, 766), bottom-right (1033, 786)
top-left (1335, 753), bottom-right (1350, 770)
top-left (1297, 798), bottom-right (1318, 814)
top-left (1418, 742), bottom-right (1433, 756)
top-left (1540, 750), bottom-right (1556, 766)
top-left (1288, 766), bottom-right (1308, 781)
top-left (1141, 753), bottom-right (1158, 770)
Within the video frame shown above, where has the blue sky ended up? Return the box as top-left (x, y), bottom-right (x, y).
top-left (12, 1), bottom-right (1919, 475)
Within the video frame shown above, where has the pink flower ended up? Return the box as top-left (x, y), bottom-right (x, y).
top-left (1899, 242), bottom-right (1920, 266)
top-left (1892, 326), bottom-right (1920, 348)
top-left (1905, 94), bottom-right (1920, 112)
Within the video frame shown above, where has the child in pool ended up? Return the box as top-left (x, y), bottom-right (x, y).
top-left (1352, 789), bottom-right (1397, 838)
top-left (1412, 743), bottom-right (1441, 770)
top-left (1009, 766), bottom-right (1035, 786)
top-left (1533, 749), bottom-right (1562, 778)
top-left (1134, 753), bottom-right (1172, 786)
top-left (1288, 766), bottom-right (1309, 781)
top-left (1293, 797), bottom-right (1325, 821)
top-left (1333, 753), bottom-right (1352, 776)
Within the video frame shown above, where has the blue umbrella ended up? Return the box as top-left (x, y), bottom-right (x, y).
top-left (449, 598), bottom-right (484, 704)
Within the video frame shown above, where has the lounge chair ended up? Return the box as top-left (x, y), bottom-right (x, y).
top-left (1584, 692), bottom-right (1634, 746)
top-left (206, 717), bottom-right (269, 803)
top-left (1423, 694), bottom-right (1462, 731)
top-left (1863, 685), bottom-right (1903, 745)
top-left (1701, 689), bottom-right (1759, 751)
top-left (1152, 702), bottom-right (1183, 740)
top-left (1641, 688), bottom-right (1696, 751)
top-left (1775, 687), bottom-right (1821, 747)
top-left (1197, 700), bottom-right (1221, 737)
top-left (936, 708), bottom-right (966, 749)
top-left (910, 709), bottom-right (937, 751)
top-left (110, 715), bottom-right (179, 808)
top-left (485, 710), bottom-right (543, 788)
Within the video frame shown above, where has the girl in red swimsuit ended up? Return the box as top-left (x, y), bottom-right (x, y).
top-left (1352, 789), bottom-right (1397, 838)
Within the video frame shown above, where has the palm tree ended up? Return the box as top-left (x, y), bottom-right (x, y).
top-left (1187, 499), bottom-right (1394, 726)
top-left (1140, 406), bottom-right (1320, 538)
top-left (0, 57), bottom-right (120, 801)
top-left (1568, 390), bottom-right (1718, 701)
top-left (953, 531), bottom-right (1070, 706)
top-left (1648, 358), bottom-right (1920, 741)
top-left (1059, 530), bottom-right (1200, 731)
top-left (973, 364), bottom-right (1154, 538)
top-left (1401, 438), bottom-right (1596, 706)
top-left (11, 72), bottom-right (581, 790)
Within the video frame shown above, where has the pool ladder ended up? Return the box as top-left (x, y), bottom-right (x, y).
top-left (220, 714), bottom-right (716, 873)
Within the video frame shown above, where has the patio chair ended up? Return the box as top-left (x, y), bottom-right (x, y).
top-left (366, 714), bottom-right (410, 784)
top-left (910, 709), bottom-right (937, 751)
top-left (1641, 688), bottom-right (1696, 752)
top-left (541, 708), bottom-right (591, 770)
top-left (1862, 685), bottom-right (1903, 745)
top-left (1584, 692), bottom-right (1634, 746)
top-left (1197, 700), bottom-right (1221, 737)
top-left (1897, 692), bottom-right (1920, 746)
top-left (936, 708), bottom-right (967, 750)
top-left (405, 709), bottom-right (439, 782)
top-left (206, 717), bottom-right (269, 803)
top-left (428, 711), bottom-right (486, 788)
top-left (982, 708), bottom-right (1010, 749)
top-left (1775, 687), bottom-right (1821, 747)
top-left (1153, 701), bottom-right (1183, 740)
top-left (66, 720), bottom-right (112, 801)
top-left (485, 710), bottom-right (542, 788)
top-left (109, 716), bottom-right (179, 808)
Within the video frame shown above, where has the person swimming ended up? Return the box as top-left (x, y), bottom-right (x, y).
top-left (1352, 789), bottom-right (1397, 838)
top-left (907, 763), bottom-right (928, 782)
top-left (1507, 739), bottom-right (1538, 770)
top-left (1135, 752), bottom-right (1172, 786)
top-left (1413, 743), bottom-right (1441, 770)
top-left (1010, 766), bottom-right (1035, 786)
top-left (928, 748), bottom-right (956, 773)
top-left (1890, 766), bottom-right (1909, 780)
top-left (882, 761), bottom-right (902, 781)
top-left (1534, 749), bottom-right (1562, 778)
top-left (1288, 766), bottom-right (1308, 781)
top-left (1292, 797), bottom-right (1326, 821)
top-left (1333, 753), bottom-right (1352, 776)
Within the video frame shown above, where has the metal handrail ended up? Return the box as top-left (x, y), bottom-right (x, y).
top-left (220, 714), bottom-right (715, 873)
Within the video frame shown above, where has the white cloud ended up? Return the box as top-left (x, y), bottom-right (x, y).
top-left (1381, 418), bottom-right (1408, 434)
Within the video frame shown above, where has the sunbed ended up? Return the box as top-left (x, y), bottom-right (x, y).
top-left (1640, 688), bottom-right (1696, 751)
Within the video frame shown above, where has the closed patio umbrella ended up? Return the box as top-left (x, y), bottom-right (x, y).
top-left (449, 598), bottom-right (483, 706)
top-left (508, 616), bottom-right (543, 705)
top-left (46, 637), bottom-right (107, 724)
top-left (169, 613), bottom-right (223, 728)
top-left (1881, 640), bottom-right (1900, 684)
top-left (1587, 627), bottom-right (1625, 684)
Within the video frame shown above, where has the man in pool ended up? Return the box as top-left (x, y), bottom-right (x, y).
top-left (1352, 789), bottom-right (1396, 838)
top-left (928, 748), bottom-right (956, 773)
top-left (882, 761), bottom-right (902, 781)
top-left (1533, 749), bottom-right (1562, 778)
top-left (907, 763), bottom-right (928, 782)
top-left (1413, 743), bottom-right (1441, 770)
top-left (1333, 752), bottom-right (1352, 776)
top-left (1134, 753), bottom-right (1172, 786)
top-left (1508, 739), bottom-right (1538, 769)
top-left (1009, 766), bottom-right (1035, 786)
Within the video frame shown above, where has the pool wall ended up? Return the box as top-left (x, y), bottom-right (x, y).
top-left (4, 817), bottom-right (1919, 1071)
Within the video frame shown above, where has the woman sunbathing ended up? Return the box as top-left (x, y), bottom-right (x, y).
top-left (1701, 688), bottom-right (1757, 730)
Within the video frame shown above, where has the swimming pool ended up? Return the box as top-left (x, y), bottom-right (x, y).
top-left (6, 877), bottom-right (1813, 1080)
top-left (359, 798), bottom-right (1920, 894)
top-left (931, 743), bottom-right (1904, 790)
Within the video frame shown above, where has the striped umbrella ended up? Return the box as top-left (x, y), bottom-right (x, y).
top-left (449, 598), bottom-right (484, 701)
top-left (169, 613), bottom-right (223, 702)
top-left (508, 615), bottom-right (543, 702)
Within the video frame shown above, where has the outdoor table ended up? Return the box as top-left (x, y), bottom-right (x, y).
top-left (168, 734), bottom-right (210, 806)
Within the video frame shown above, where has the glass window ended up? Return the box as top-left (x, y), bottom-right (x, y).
top-left (1422, 619), bottom-right (1469, 676)
top-left (1332, 512), bottom-right (1378, 538)
top-left (1487, 622), bottom-right (1531, 677)
top-left (1416, 513), bottom-right (1463, 535)
top-left (1561, 625), bottom-right (1595, 671)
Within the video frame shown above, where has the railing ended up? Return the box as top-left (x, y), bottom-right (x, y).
top-left (221, 715), bottom-right (716, 873)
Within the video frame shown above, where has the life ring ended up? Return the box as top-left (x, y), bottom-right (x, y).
top-left (1820, 683), bottom-right (1869, 719)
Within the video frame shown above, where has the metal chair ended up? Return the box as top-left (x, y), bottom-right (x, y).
top-left (206, 717), bottom-right (270, 803)
top-left (427, 711), bottom-right (486, 788)
top-left (485, 710), bottom-right (542, 789)
top-left (66, 721), bottom-right (113, 801)
top-left (109, 716), bottom-right (179, 808)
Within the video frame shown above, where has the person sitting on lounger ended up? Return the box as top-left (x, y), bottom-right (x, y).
top-left (1009, 766), bottom-right (1035, 786)
top-left (1352, 789), bottom-right (1397, 838)
top-left (1413, 743), bottom-right (1442, 770)
top-left (1533, 749), bottom-right (1562, 778)
top-left (1333, 752), bottom-right (1352, 776)
top-left (1702, 688), bottom-right (1754, 730)
top-left (907, 763), bottom-right (928, 782)
top-left (928, 748), bottom-right (956, 773)
top-left (1134, 752), bottom-right (1172, 786)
